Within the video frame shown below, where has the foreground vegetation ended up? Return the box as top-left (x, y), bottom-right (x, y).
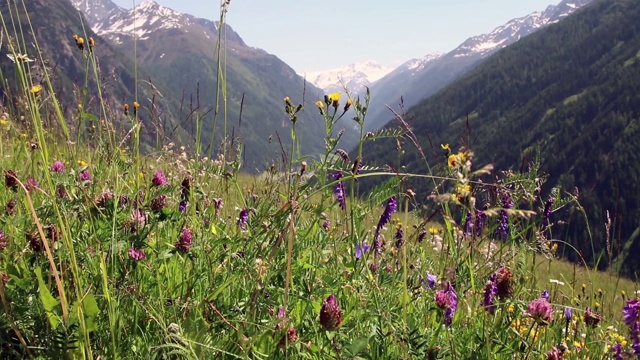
top-left (0, 1), bottom-right (639, 359)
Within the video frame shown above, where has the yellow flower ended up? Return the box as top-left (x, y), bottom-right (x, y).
top-left (344, 98), bottom-right (353, 111)
top-left (133, 101), bottom-right (140, 109)
top-left (284, 96), bottom-right (292, 105)
top-left (440, 143), bottom-right (450, 151)
top-left (447, 154), bottom-right (458, 168)
top-left (428, 227), bottom-right (439, 235)
top-left (77, 159), bottom-right (88, 167)
top-left (315, 100), bottom-right (324, 109)
top-left (328, 92), bottom-right (341, 103)
top-left (30, 85), bottom-right (42, 94)
top-left (0, 119), bottom-right (8, 127)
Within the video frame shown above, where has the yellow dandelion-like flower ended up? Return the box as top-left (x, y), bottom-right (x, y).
top-left (30, 85), bottom-right (42, 94)
top-left (344, 98), bottom-right (353, 112)
top-left (428, 227), bottom-right (439, 235)
top-left (507, 304), bottom-right (515, 313)
top-left (315, 100), bottom-right (325, 114)
top-left (123, 103), bottom-right (129, 115)
top-left (551, 243), bottom-right (559, 252)
top-left (284, 96), bottom-right (292, 105)
top-left (77, 159), bottom-right (88, 167)
top-left (440, 143), bottom-right (450, 151)
top-left (457, 152), bottom-right (467, 162)
top-left (88, 37), bottom-right (95, 51)
top-left (133, 101), bottom-right (140, 109)
top-left (447, 154), bottom-right (458, 168)
top-left (594, 301), bottom-right (600, 309)
top-left (328, 92), bottom-right (341, 103)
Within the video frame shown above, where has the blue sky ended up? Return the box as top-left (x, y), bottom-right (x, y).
top-left (112, 0), bottom-right (557, 72)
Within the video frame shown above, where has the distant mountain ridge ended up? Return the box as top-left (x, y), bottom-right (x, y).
top-left (303, 60), bottom-right (394, 94)
top-left (71, 0), bottom-right (341, 171)
top-left (360, 0), bottom-right (595, 136)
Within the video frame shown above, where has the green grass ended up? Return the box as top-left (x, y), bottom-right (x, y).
top-left (0, 1), bottom-right (639, 359)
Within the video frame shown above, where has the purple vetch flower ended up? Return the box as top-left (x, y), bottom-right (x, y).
top-left (631, 321), bottom-right (640, 355)
top-left (623, 299), bottom-right (640, 326)
top-left (394, 226), bottom-right (404, 249)
top-left (322, 221), bottom-right (330, 231)
top-left (332, 172), bottom-right (346, 210)
top-left (237, 208), bottom-right (249, 230)
top-left (543, 197), bottom-right (555, 226)
top-left (495, 193), bottom-right (513, 238)
top-left (128, 247), bottom-right (145, 261)
top-left (50, 161), bottom-right (65, 173)
top-left (610, 342), bottom-right (623, 360)
top-left (319, 294), bottom-right (342, 330)
top-left (526, 298), bottom-right (553, 325)
top-left (151, 169), bottom-right (167, 187)
top-left (425, 273), bottom-right (437, 290)
top-left (355, 242), bottom-right (371, 259)
top-left (178, 200), bottom-right (188, 213)
top-left (475, 207), bottom-right (487, 235)
top-left (418, 230), bottom-right (427, 243)
top-left (150, 194), bottom-right (167, 212)
top-left (353, 159), bottom-right (363, 182)
top-left (79, 169), bottom-right (92, 182)
top-left (541, 290), bottom-right (550, 300)
top-left (0, 230), bottom-right (7, 251)
top-left (175, 228), bottom-right (193, 253)
top-left (374, 196), bottom-right (397, 252)
top-left (482, 273), bottom-right (498, 314)
top-left (25, 176), bottom-right (38, 192)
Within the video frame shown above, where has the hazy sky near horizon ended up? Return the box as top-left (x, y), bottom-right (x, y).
top-left (111, 0), bottom-right (557, 72)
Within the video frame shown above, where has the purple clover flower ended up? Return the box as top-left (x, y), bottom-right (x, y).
top-left (319, 294), bottom-right (342, 331)
top-left (175, 228), bottom-right (193, 253)
top-left (526, 298), bottom-right (553, 325)
top-left (50, 161), bottom-right (65, 173)
top-left (151, 169), bottom-right (167, 187)
top-left (79, 169), bottom-right (92, 182)
top-left (150, 194), bottom-right (167, 212)
top-left (128, 247), bottom-right (145, 261)
top-left (332, 172), bottom-right (346, 210)
top-left (25, 176), bottom-right (38, 192)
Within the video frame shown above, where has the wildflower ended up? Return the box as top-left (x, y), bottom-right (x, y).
top-left (564, 307), bottom-right (572, 321)
top-left (77, 159), bottom-right (88, 167)
top-left (25, 176), bottom-right (38, 192)
top-left (30, 85), bottom-right (42, 95)
top-left (327, 92), bottom-right (341, 108)
top-left (332, 172), bottom-right (346, 210)
top-left (427, 273), bottom-right (438, 290)
top-left (74, 36), bottom-right (85, 51)
top-left (315, 100), bottom-right (324, 114)
top-left (322, 221), bottom-right (330, 231)
top-left (623, 299), bottom-right (640, 326)
top-left (542, 290), bottom-right (550, 299)
top-left (526, 298), bottom-right (553, 325)
top-left (443, 282), bottom-right (457, 326)
top-left (344, 98), bottom-right (353, 112)
top-left (475, 207), bottom-right (487, 235)
top-left (130, 208), bottom-right (147, 231)
top-left (483, 273), bottom-right (498, 314)
top-left (95, 189), bottom-right (113, 208)
top-left (50, 161), bottom-right (65, 173)
top-left (583, 307), bottom-right (601, 328)
top-left (79, 169), bottom-right (92, 182)
top-left (278, 327), bottom-right (299, 348)
top-left (319, 294), bottom-right (342, 330)
top-left (175, 228), bottom-right (193, 253)
top-left (334, 149), bottom-right (350, 162)
top-left (213, 198), bottom-right (223, 218)
top-left (237, 208), bottom-right (249, 229)
top-left (374, 196), bottom-right (397, 252)
top-left (56, 184), bottom-right (68, 199)
top-left (178, 200), bottom-right (188, 213)
top-left (124, 103), bottom-right (129, 115)
top-left (355, 242), bottom-right (370, 259)
top-left (180, 175), bottom-right (191, 201)
top-left (463, 211), bottom-right (474, 236)
top-left (151, 170), bottom-right (167, 187)
top-left (133, 101), bottom-right (140, 116)
top-left (495, 264), bottom-right (514, 299)
top-left (610, 342), bottom-right (623, 360)
top-left (418, 230), bottom-right (427, 242)
top-left (447, 154), bottom-right (458, 168)
top-left (128, 247), bottom-right (145, 261)
top-left (4, 170), bottom-right (18, 190)
top-left (546, 346), bottom-right (564, 360)
top-left (88, 37), bottom-right (95, 51)
top-left (394, 225), bottom-right (404, 249)
top-left (27, 232), bottom-right (42, 252)
top-left (428, 227), bottom-right (439, 235)
top-left (550, 279), bottom-right (565, 286)
top-left (0, 230), bottom-right (6, 251)
top-left (150, 194), bottom-right (167, 212)
top-left (440, 143), bottom-right (450, 152)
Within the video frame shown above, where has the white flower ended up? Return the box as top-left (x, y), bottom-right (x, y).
top-left (549, 279), bottom-right (565, 286)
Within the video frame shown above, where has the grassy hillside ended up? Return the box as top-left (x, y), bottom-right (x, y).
top-left (362, 0), bottom-right (640, 277)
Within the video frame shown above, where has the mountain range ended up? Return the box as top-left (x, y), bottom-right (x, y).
top-left (362, 0), bottom-right (640, 276)
top-left (353, 0), bottom-right (595, 135)
top-left (302, 60), bottom-right (394, 94)
top-left (70, 0), bottom-right (337, 171)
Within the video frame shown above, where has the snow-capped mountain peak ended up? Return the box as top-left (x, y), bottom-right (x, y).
top-left (452, 0), bottom-right (593, 58)
top-left (302, 60), bottom-right (394, 93)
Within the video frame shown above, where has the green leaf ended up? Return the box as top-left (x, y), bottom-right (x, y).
top-left (343, 336), bottom-right (369, 356)
top-left (35, 266), bottom-right (61, 329)
top-left (83, 293), bottom-right (99, 333)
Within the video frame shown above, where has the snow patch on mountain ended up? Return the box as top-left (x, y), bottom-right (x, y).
top-left (302, 60), bottom-right (394, 93)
